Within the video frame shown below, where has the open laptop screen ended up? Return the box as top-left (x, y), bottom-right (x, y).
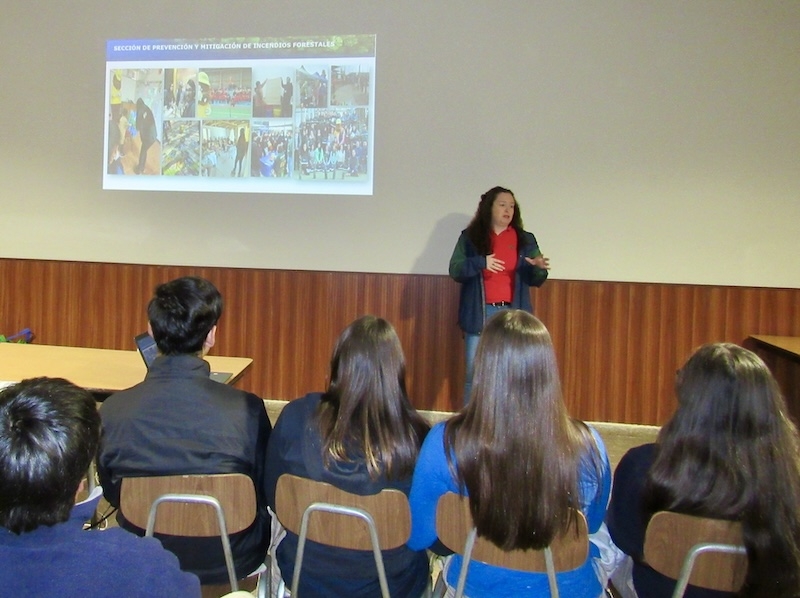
top-left (134, 332), bottom-right (159, 368)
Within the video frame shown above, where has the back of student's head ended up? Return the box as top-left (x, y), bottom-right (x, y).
top-left (471, 308), bottom-right (560, 413)
top-left (446, 310), bottom-right (596, 551)
top-left (672, 343), bottom-right (790, 444)
top-left (0, 377), bottom-right (101, 534)
top-left (316, 315), bottom-right (428, 480)
top-left (147, 276), bottom-right (223, 355)
top-left (646, 342), bottom-right (800, 597)
top-left (649, 342), bottom-right (797, 510)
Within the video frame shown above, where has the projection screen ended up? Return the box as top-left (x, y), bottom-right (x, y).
top-left (104, 35), bottom-right (375, 195)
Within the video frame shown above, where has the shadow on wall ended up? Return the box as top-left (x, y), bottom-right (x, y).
top-left (400, 212), bottom-right (471, 411)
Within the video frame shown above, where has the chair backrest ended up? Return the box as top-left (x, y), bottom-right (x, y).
top-left (274, 473), bottom-right (412, 598)
top-left (120, 473), bottom-right (258, 592)
top-left (643, 511), bottom-right (747, 595)
top-left (275, 473), bottom-right (411, 550)
top-left (121, 473), bottom-right (256, 536)
top-left (436, 492), bottom-right (588, 572)
top-left (435, 492), bottom-right (588, 598)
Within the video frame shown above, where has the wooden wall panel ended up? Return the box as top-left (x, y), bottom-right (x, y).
top-left (535, 280), bottom-right (800, 424)
top-left (1, 258), bottom-right (798, 425)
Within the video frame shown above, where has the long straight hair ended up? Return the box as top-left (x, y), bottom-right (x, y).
top-left (315, 316), bottom-right (429, 480)
top-left (465, 186), bottom-right (525, 256)
top-left (643, 343), bottom-right (800, 597)
top-left (444, 310), bottom-right (600, 550)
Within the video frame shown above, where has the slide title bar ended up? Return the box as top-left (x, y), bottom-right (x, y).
top-left (107, 35), bottom-right (376, 61)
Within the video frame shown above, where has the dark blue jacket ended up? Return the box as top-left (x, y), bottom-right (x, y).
top-left (98, 354), bottom-right (271, 584)
top-left (449, 228), bottom-right (548, 334)
top-left (607, 444), bottom-right (733, 598)
top-left (265, 393), bottom-right (430, 598)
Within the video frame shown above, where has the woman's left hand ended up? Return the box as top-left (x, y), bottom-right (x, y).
top-left (525, 255), bottom-right (550, 269)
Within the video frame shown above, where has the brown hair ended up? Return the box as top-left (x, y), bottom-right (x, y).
top-left (316, 316), bottom-right (429, 479)
top-left (644, 343), bottom-right (800, 597)
top-left (445, 310), bottom-right (601, 550)
top-left (465, 186), bottom-right (525, 255)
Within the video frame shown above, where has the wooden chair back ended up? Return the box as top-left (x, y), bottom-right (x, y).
top-left (120, 473), bottom-right (256, 536)
top-left (435, 492), bottom-right (588, 573)
top-left (644, 511), bottom-right (747, 593)
top-left (274, 473), bottom-right (411, 550)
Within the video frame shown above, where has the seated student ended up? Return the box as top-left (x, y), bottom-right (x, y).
top-left (98, 276), bottom-right (271, 584)
top-left (607, 343), bottom-right (800, 598)
top-left (0, 377), bottom-right (200, 598)
top-left (265, 315), bottom-right (431, 597)
top-left (408, 310), bottom-right (612, 597)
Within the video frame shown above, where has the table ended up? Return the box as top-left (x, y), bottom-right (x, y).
top-left (749, 335), bottom-right (800, 423)
top-left (0, 342), bottom-right (252, 395)
top-left (749, 335), bottom-right (800, 359)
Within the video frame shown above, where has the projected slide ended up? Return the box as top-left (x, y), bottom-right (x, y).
top-left (104, 35), bottom-right (375, 195)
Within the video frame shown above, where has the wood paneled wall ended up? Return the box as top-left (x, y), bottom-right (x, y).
top-left (2, 258), bottom-right (798, 424)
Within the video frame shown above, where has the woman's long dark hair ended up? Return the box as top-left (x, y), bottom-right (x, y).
top-left (465, 186), bottom-right (525, 255)
top-left (643, 343), bottom-right (800, 597)
top-left (445, 310), bottom-right (602, 550)
top-left (315, 316), bottom-right (429, 480)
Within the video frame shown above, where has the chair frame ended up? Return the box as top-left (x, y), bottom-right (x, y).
top-left (273, 473), bottom-right (413, 598)
top-left (146, 493), bottom-right (239, 590)
top-left (434, 492), bottom-right (589, 598)
top-left (643, 511), bottom-right (747, 598)
top-left (121, 473), bottom-right (262, 594)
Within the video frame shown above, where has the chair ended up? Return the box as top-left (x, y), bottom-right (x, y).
top-left (120, 473), bottom-right (265, 594)
top-left (273, 473), bottom-right (414, 598)
top-left (643, 511), bottom-right (747, 597)
top-left (433, 492), bottom-right (589, 598)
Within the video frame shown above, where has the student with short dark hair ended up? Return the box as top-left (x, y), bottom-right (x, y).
top-left (98, 276), bottom-right (271, 584)
top-left (146, 275), bottom-right (223, 355)
top-left (265, 315), bottom-right (431, 597)
top-left (0, 377), bottom-right (200, 597)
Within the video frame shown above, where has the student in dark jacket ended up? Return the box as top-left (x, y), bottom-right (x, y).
top-left (607, 343), bottom-right (800, 598)
top-left (265, 315), bottom-right (430, 598)
top-left (98, 276), bottom-right (271, 584)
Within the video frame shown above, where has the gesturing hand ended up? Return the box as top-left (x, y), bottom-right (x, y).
top-left (485, 254), bottom-right (505, 273)
top-left (525, 255), bottom-right (550, 270)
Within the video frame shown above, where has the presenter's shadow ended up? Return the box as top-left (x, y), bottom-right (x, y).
top-left (400, 213), bottom-right (469, 413)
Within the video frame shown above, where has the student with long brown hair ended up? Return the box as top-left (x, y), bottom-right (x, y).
top-left (265, 315), bottom-right (430, 597)
top-left (408, 310), bottom-right (612, 596)
top-left (608, 343), bottom-right (800, 598)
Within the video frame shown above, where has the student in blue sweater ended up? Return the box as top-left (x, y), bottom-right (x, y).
top-left (409, 310), bottom-right (611, 597)
top-left (0, 377), bottom-right (199, 598)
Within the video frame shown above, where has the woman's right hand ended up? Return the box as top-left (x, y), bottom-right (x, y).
top-left (485, 254), bottom-right (505, 273)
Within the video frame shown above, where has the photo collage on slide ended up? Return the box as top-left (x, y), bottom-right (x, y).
top-left (107, 65), bottom-right (371, 183)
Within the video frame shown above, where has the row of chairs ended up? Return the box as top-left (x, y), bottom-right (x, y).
top-left (118, 473), bottom-right (747, 598)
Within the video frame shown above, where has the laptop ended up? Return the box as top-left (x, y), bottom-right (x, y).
top-left (134, 332), bottom-right (232, 384)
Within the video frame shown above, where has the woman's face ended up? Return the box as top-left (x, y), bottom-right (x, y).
top-left (491, 192), bottom-right (516, 230)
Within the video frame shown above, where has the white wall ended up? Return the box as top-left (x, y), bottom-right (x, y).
top-left (1, 1), bottom-right (798, 287)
